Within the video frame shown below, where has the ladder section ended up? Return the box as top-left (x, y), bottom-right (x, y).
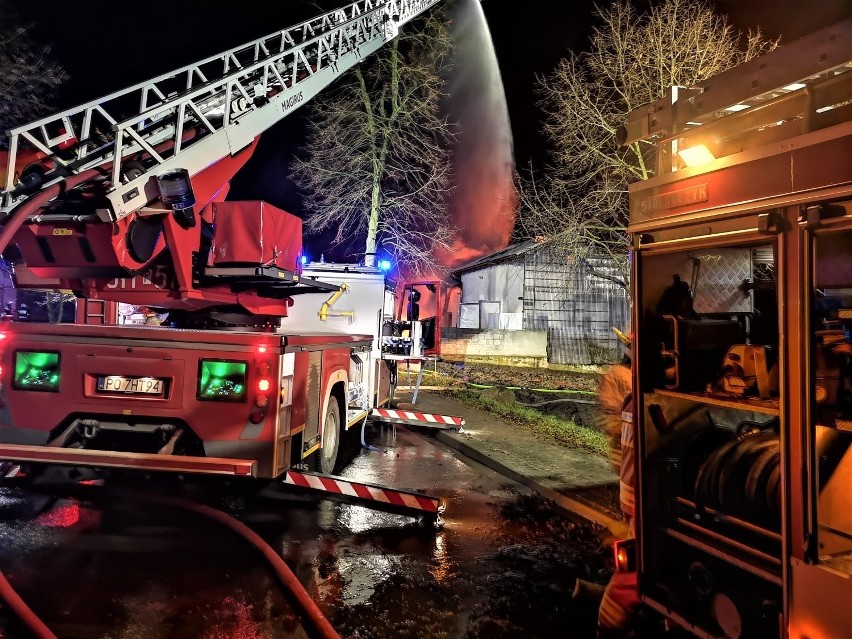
top-left (619, 18), bottom-right (852, 147)
top-left (1, 0), bottom-right (442, 221)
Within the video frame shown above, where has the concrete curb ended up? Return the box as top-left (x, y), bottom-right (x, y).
top-left (433, 430), bottom-right (629, 538)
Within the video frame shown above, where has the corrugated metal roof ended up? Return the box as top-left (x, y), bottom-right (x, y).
top-left (451, 240), bottom-right (542, 275)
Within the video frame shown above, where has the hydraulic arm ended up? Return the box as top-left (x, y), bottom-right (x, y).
top-left (0, 0), bottom-right (441, 317)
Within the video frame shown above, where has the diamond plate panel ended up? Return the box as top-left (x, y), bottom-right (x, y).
top-left (685, 248), bottom-right (754, 314)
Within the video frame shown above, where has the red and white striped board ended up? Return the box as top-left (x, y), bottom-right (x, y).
top-left (283, 470), bottom-right (444, 519)
top-left (369, 408), bottom-right (464, 431)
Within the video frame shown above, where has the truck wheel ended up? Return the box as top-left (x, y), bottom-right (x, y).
top-left (314, 400), bottom-right (341, 475)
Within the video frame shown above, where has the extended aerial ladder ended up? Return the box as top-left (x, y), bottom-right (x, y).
top-left (0, 0), bottom-right (464, 519)
top-left (0, 0), bottom-right (441, 321)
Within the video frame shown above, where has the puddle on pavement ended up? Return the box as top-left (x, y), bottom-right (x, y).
top-left (245, 427), bottom-right (612, 639)
top-left (0, 488), bottom-right (307, 639)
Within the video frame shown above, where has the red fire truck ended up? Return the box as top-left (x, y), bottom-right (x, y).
top-left (620, 17), bottom-right (852, 639)
top-left (0, 0), bottom-right (446, 481)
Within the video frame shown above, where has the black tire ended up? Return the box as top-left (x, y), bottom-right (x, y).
top-left (338, 415), bottom-right (365, 468)
top-left (312, 399), bottom-right (341, 475)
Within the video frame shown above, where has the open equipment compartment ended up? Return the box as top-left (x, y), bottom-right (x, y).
top-left (623, 17), bottom-right (852, 639)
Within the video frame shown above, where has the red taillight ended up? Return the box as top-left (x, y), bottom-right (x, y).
top-left (257, 378), bottom-right (271, 393)
top-left (257, 362), bottom-right (270, 376)
top-left (614, 539), bottom-right (636, 572)
top-left (0, 332), bottom-right (7, 340)
top-left (257, 345), bottom-right (268, 354)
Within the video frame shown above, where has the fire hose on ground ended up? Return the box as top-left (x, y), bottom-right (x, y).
top-left (0, 482), bottom-right (341, 639)
top-left (0, 568), bottom-right (57, 639)
top-left (144, 494), bottom-right (342, 639)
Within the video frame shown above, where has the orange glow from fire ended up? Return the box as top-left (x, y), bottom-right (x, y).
top-left (439, 181), bottom-right (517, 270)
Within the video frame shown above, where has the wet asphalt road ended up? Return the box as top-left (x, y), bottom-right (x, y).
top-left (0, 424), bottom-right (611, 639)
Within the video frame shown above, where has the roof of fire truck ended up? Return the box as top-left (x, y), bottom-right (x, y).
top-left (619, 17), bottom-right (852, 167)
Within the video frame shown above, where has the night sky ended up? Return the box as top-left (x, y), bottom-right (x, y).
top-left (19, 1), bottom-right (851, 165)
top-left (11, 0), bottom-right (852, 259)
top-left (481, 0), bottom-right (852, 169)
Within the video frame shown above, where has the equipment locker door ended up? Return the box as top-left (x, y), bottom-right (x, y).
top-left (633, 219), bottom-right (785, 638)
top-left (790, 208), bottom-right (852, 639)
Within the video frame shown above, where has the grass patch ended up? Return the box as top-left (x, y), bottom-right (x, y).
top-left (446, 388), bottom-right (608, 458)
top-left (416, 368), bottom-right (456, 388)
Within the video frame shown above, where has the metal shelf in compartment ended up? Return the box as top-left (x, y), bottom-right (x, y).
top-left (673, 496), bottom-right (781, 542)
top-left (659, 524), bottom-right (782, 586)
top-left (652, 389), bottom-right (779, 416)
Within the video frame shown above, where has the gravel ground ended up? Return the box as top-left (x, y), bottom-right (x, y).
top-left (424, 360), bottom-right (606, 433)
top-left (432, 361), bottom-right (601, 394)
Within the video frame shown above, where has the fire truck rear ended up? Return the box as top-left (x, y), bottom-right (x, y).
top-left (0, 321), bottom-right (371, 478)
top-left (620, 18), bottom-right (852, 639)
top-left (0, 260), bottom-right (397, 479)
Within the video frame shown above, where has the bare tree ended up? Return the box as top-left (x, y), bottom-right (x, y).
top-left (0, 2), bottom-right (68, 143)
top-left (0, 5), bottom-right (68, 319)
top-left (290, 10), bottom-right (456, 276)
top-left (43, 290), bottom-right (76, 324)
top-left (520, 0), bottom-right (777, 286)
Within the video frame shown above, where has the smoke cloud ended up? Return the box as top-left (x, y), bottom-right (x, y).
top-left (438, 0), bottom-right (517, 270)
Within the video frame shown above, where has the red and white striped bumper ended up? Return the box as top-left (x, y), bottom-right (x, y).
top-left (283, 470), bottom-right (444, 519)
top-left (370, 408), bottom-right (464, 431)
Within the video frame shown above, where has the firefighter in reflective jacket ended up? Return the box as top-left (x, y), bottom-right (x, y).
top-left (598, 346), bottom-right (631, 474)
top-left (597, 330), bottom-right (640, 638)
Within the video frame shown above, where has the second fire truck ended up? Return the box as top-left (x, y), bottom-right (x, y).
top-left (620, 17), bottom-right (852, 639)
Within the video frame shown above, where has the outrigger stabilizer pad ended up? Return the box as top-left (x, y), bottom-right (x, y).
top-left (369, 408), bottom-right (464, 431)
top-left (283, 470), bottom-right (445, 524)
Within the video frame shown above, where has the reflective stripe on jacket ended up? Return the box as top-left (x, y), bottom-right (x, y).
top-left (598, 363), bottom-right (632, 473)
top-left (619, 394), bottom-right (635, 519)
top-left (597, 569), bottom-right (639, 636)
